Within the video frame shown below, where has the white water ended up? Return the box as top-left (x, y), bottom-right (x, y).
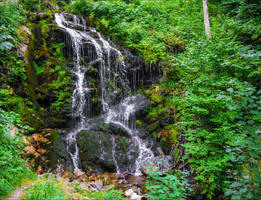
top-left (55, 13), bottom-right (87, 171)
top-left (55, 13), bottom-right (158, 175)
top-left (105, 96), bottom-right (155, 175)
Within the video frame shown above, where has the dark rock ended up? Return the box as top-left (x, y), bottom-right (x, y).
top-left (47, 129), bottom-right (71, 170)
top-left (77, 129), bottom-right (115, 172)
top-left (33, 12), bottom-right (50, 22)
top-left (77, 124), bottom-right (140, 173)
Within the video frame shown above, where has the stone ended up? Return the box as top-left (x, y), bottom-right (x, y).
top-left (77, 122), bottom-right (139, 173)
top-left (79, 182), bottom-right (90, 190)
top-left (131, 186), bottom-right (142, 194)
top-left (93, 180), bottom-right (103, 191)
top-left (125, 189), bottom-right (135, 197)
top-left (118, 179), bottom-right (128, 184)
top-left (130, 193), bottom-right (143, 200)
top-left (74, 169), bottom-right (85, 177)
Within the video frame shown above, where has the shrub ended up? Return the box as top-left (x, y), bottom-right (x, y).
top-left (102, 190), bottom-right (127, 200)
top-left (146, 169), bottom-right (190, 200)
top-left (23, 180), bottom-right (67, 200)
top-left (0, 109), bottom-right (34, 199)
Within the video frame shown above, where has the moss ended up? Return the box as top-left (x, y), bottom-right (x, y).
top-left (22, 17), bottom-right (73, 128)
top-left (47, 129), bottom-right (70, 168)
top-left (119, 138), bottom-right (127, 153)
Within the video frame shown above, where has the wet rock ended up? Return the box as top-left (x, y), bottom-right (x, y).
top-left (77, 129), bottom-right (115, 172)
top-left (134, 180), bottom-right (145, 186)
top-left (18, 26), bottom-right (32, 64)
top-left (77, 124), bottom-right (139, 173)
top-left (47, 130), bottom-right (71, 169)
top-left (122, 184), bottom-right (133, 188)
top-left (140, 155), bottom-right (173, 176)
top-left (66, 22), bottom-right (86, 32)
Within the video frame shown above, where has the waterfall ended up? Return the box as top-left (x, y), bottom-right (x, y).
top-left (54, 12), bottom-right (171, 175)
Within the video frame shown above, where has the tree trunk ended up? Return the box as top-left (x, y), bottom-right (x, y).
top-left (203, 0), bottom-right (211, 38)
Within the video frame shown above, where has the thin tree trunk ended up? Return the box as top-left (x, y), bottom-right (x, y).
top-left (203, 0), bottom-right (211, 38)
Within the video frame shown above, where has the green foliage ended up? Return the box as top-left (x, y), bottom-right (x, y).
top-left (0, 33), bottom-right (14, 51)
top-left (0, 1), bottom-right (26, 83)
top-left (47, 43), bottom-right (72, 114)
top-left (223, 87), bottom-right (261, 200)
top-left (0, 0), bottom-right (260, 200)
top-left (146, 169), bottom-right (190, 200)
top-left (169, 32), bottom-right (261, 198)
top-left (101, 190), bottom-right (126, 200)
top-left (220, 0), bottom-right (261, 48)
top-left (68, 0), bottom-right (202, 63)
top-left (34, 62), bottom-right (45, 75)
top-left (23, 179), bottom-right (67, 200)
top-left (0, 1), bottom-right (29, 119)
top-left (0, 1), bottom-right (25, 37)
top-left (20, 0), bottom-right (46, 12)
top-left (0, 109), bottom-right (34, 199)
top-left (77, 189), bottom-right (126, 200)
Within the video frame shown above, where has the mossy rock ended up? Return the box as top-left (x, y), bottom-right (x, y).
top-left (23, 15), bottom-right (73, 129)
top-left (76, 122), bottom-right (140, 173)
top-left (47, 129), bottom-right (71, 169)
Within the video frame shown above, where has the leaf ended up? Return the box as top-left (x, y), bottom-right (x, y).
top-left (227, 88), bottom-right (234, 93)
top-left (0, 34), bottom-right (14, 41)
top-left (0, 41), bottom-right (14, 50)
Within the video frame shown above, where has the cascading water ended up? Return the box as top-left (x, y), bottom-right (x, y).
top-left (54, 12), bottom-right (171, 175)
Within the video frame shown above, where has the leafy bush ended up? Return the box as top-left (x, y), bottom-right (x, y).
top-left (23, 180), bottom-right (67, 200)
top-left (0, 1), bottom-right (27, 98)
top-left (80, 189), bottom-right (126, 200)
top-left (101, 190), bottom-right (127, 200)
top-left (0, 1), bottom-right (24, 36)
top-left (0, 33), bottom-right (14, 51)
top-left (68, 0), bottom-right (203, 63)
top-left (146, 169), bottom-right (190, 200)
top-left (0, 109), bottom-right (34, 199)
top-left (223, 87), bottom-right (261, 200)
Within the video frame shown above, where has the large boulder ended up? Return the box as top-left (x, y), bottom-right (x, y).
top-left (76, 122), bottom-right (139, 173)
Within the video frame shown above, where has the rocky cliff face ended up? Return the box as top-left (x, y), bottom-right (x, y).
top-left (22, 17), bottom-right (73, 129)
top-left (19, 11), bottom-right (169, 174)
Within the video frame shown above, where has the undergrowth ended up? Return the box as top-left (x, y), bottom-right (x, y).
top-left (0, 109), bottom-right (34, 199)
top-left (22, 179), bottom-right (67, 200)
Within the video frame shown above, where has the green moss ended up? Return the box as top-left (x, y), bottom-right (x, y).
top-left (119, 138), bottom-right (127, 153)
